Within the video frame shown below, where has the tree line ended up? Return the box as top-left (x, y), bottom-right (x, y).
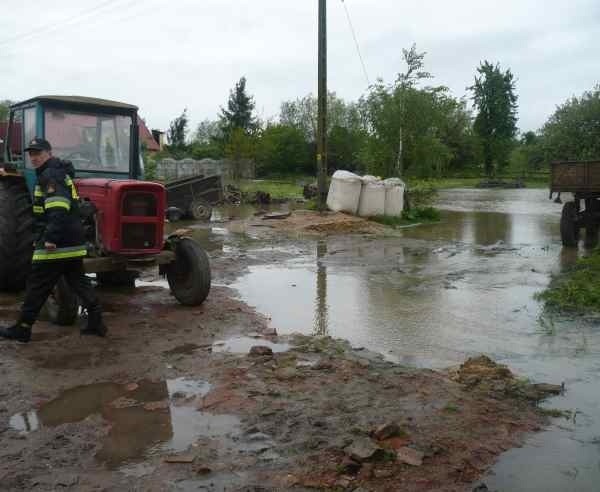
top-left (3, 47), bottom-right (599, 179)
top-left (157, 46), bottom-right (598, 180)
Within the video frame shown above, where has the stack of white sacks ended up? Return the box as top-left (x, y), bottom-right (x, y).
top-left (326, 170), bottom-right (405, 217)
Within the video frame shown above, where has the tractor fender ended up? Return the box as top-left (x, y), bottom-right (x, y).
top-left (159, 229), bottom-right (194, 275)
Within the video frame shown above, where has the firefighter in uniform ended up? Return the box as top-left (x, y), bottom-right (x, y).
top-left (0, 138), bottom-right (106, 343)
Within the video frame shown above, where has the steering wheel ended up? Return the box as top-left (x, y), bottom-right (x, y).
top-left (63, 152), bottom-right (94, 170)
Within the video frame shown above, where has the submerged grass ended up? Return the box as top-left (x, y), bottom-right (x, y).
top-left (536, 250), bottom-right (600, 312)
top-left (406, 177), bottom-right (549, 190)
top-left (371, 207), bottom-right (441, 228)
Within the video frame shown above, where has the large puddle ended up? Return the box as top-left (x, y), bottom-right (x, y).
top-left (9, 378), bottom-right (241, 469)
top-left (231, 188), bottom-right (600, 491)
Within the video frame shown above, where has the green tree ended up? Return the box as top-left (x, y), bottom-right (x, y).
top-left (190, 119), bottom-right (224, 160)
top-left (280, 92), bottom-right (367, 142)
top-left (361, 46), bottom-right (473, 178)
top-left (167, 109), bottom-right (189, 148)
top-left (220, 77), bottom-right (258, 137)
top-left (328, 125), bottom-right (367, 173)
top-left (224, 128), bottom-right (255, 179)
top-left (394, 44), bottom-right (432, 176)
top-left (540, 85), bottom-right (600, 161)
top-left (255, 124), bottom-right (312, 176)
top-left (0, 100), bottom-right (13, 122)
top-left (194, 119), bottom-right (223, 144)
top-left (469, 61), bottom-right (518, 177)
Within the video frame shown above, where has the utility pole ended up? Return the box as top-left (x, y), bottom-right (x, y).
top-left (317, 0), bottom-right (328, 211)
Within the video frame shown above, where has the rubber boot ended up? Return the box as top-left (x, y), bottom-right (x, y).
top-left (81, 310), bottom-right (107, 337)
top-left (0, 322), bottom-right (32, 343)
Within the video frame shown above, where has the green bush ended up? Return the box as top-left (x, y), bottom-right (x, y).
top-left (405, 180), bottom-right (438, 208)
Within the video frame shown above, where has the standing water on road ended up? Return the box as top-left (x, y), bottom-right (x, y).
top-left (231, 188), bottom-right (600, 491)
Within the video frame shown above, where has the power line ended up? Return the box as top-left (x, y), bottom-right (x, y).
top-left (0, 0), bottom-right (130, 48)
top-left (340, 0), bottom-right (371, 88)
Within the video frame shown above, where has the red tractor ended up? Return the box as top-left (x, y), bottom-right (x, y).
top-left (0, 96), bottom-right (210, 324)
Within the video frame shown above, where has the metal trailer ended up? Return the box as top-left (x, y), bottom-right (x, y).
top-left (164, 174), bottom-right (223, 222)
top-left (551, 160), bottom-right (600, 247)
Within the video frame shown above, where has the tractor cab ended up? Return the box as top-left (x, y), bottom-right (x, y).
top-left (0, 96), bottom-right (211, 313)
top-left (3, 95), bottom-right (141, 191)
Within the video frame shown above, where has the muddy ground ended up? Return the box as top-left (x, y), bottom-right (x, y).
top-left (0, 211), bottom-right (559, 491)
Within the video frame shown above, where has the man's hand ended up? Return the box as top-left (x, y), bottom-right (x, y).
top-left (0, 168), bottom-right (7, 177)
top-left (44, 242), bottom-right (57, 250)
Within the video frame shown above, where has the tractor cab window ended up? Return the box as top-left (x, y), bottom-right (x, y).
top-left (23, 108), bottom-right (36, 168)
top-left (6, 110), bottom-right (24, 164)
top-left (44, 110), bottom-right (131, 173)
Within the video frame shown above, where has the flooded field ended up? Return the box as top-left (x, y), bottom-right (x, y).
top-left (227, 189), bottom-right (600, 491)
top-left (1, 187), bottom-right (597, 491)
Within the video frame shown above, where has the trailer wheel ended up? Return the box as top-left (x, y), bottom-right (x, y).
top-left (189, 200), bottom-right (212, 222)
top-left (560, 201), bottom-right (580, 247)
top-left (166, 207), bottom-right (184, 222)
top-left (43, 277), bottom-right (79, 326)
top-left (585, 226), bottom-right (599, 248)
top-left (0, 179), bottom-right (34, 291)
top-left (166, 238), bottom-right (211, 306)
top-left (585, 199), bottom-right (600, 248)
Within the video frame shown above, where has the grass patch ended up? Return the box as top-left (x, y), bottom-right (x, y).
top-left (536, 250), bottom-right (600, 312)
top-left (371, 207), bottom-right (441, 228)
top-left (443, 403), bottom-right (460, 413)
top-left (539, 408), bottom-right (572, 419)
top-left (406, 177), bottom-right (549, 190)
top-left (235, 178), bottom-right (306, 200)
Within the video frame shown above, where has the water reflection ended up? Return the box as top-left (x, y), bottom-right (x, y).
top-left (402, 210), bottom-right (556, 247)
top-left (231, 188), bottom-right (600, 491)
top-left (314, 241), bottom-right (328, 336)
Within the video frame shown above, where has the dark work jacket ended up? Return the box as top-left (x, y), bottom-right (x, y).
top-left (32, 157), bottom-right (87, 262)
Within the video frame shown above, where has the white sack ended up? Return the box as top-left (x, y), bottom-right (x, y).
top-left (326, 170), bottom-right (362, 214)
top-left (383, 178), bottom-right (406, 216)
top-left (357, 176), bottom-right (385, 217)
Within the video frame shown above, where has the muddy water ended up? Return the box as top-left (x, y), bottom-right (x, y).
top-left (231, 188), bottom-right (600, 491)
top-left (9, 378), bottom-right (241, 469)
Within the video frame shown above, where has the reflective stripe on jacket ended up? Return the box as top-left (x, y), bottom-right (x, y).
top-left (32, 245), bottom-right (87, 261)
top-left (32, 158), bottom-right (86, 262)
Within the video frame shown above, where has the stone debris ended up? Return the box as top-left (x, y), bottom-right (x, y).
top-left (143, 400), bottom-right (169, 411)
top-left (396, 446), bottom-right (425, 466)
top-left (344, 437), bottom-right (384, 462)
top-left (164, 454), bottom-right (195, 464)
top-left (373, 422), bottom-right (402, 441)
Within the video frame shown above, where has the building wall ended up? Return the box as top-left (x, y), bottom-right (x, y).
top-left (156, 158), bottom-right (255, 181)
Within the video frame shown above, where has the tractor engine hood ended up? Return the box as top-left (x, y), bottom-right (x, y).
top-left (75, 178), bottom-right (166, 256)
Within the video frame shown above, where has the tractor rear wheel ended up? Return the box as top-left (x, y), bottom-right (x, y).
top-left (166, 238), bottom-right (211, 306)
top-left (43, 276), bottom-right (79, 326)
top-left (0, 179), bottom-right (34, 291)
top-left (560, 202), bottom-right (580, 247)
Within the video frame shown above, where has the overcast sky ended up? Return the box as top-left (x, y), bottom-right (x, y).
top-left (1, 0), bottom-right (598, 135)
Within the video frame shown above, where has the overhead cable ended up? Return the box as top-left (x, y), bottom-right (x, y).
top-left (340, 0), bottom-right (371, 88)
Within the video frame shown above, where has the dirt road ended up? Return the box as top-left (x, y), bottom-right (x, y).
top-left (0, 211), bottom-right (558, 491)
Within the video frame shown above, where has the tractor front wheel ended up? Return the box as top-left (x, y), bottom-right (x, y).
top-left (0, 179), bottom-right (34, 291)
top-left (43, 276), bottom-right (79, 326)
top-left (165, 238), bottom-right (211, 306)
